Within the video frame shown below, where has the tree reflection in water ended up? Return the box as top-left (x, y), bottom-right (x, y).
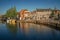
top-left (6, 23), bottom-right (18, 37)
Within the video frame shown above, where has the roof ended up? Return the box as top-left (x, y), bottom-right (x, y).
top-left (36, 8), bottom-right (52, 12)
top-left (36, 8), bottom-right (60, 12)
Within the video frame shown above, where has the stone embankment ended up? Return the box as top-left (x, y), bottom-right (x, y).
top-left (19, 19), bottom-right (60, 27)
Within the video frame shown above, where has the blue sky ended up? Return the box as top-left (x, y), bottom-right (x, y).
top-left (0, 0), bottom-right (60, 15)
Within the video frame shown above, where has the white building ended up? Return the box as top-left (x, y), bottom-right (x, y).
top-left (31, 9), bottom-right (52, 21)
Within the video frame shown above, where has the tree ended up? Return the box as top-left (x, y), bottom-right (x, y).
top-left (5, 6), bottom-right (17, 19)
top-left (49, 10), bottom-right (54, 18)
top-left (58, 13), bottom-right (60, 20)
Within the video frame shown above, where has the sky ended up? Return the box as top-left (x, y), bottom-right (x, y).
top-left (0, 0), bottom-right (60, 15)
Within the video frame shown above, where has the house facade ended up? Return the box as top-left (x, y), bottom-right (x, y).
top-left (18, 8), bottom-right (60, 21)
top-left (31, 9), bottom-right (52, 21)
top-left (19, 9), bottom-right (31, 20)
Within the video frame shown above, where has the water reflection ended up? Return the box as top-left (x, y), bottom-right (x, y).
top-left (0, 22), bottom-right (60, 40)
top-left (6, 23), bottom-right (17, 34)
top-left (17, 22), bottom-right (60, 40)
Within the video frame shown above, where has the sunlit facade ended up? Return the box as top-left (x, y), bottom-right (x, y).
top-left (31, 9), bottom-right (52, 20)
top-left (19, 9), bottom-right (31, 20)
top-left (31, 8), bottom-right (60, 21)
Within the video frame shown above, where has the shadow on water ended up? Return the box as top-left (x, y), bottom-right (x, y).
top-left (36, 23), bottom-right (60, 31)
top-left (47, 25), bottom-right (60, 31)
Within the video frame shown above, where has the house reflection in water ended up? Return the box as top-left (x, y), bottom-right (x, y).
top-left (19, 23), bottom-right (30, 35)
top-left (17, 23), bottom-right (54, 36)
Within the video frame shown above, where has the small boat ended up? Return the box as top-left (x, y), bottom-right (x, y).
top-left (7, 19), bottom-right (10, 23)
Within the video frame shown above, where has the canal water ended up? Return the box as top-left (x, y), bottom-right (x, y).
top-left (0, 22), bottom-right (60, 40)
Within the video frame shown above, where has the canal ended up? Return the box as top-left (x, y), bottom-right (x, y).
top-left (0, 22), bottom-right (60, 40)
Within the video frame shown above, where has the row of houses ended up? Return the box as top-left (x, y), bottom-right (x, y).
top-left (17, 8), bottom-right (60, 21)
